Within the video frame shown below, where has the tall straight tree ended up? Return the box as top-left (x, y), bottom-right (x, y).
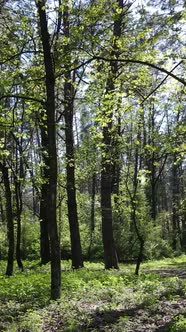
top-left (36, 0), bottom-right (61, 300)
top-left (101, 0), bottom-right (124, 269)
top-left (63, 2), bottom-right (83, 269)
top-left (39, 118), bottom-right (51, 265)
top-left (0, 160), bottom-right (14, 276)
top-left (14, 132), bottom-right (24, 271)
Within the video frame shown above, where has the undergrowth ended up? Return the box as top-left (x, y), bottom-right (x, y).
top-left (0, 256), bottom-right (185, 331)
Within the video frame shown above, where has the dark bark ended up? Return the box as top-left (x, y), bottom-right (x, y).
top-left (64, 83), bottom-right (83, 269)
top-left (14, 139), bottom-right (24, 271)
top-left (171, 156), bottom-right (180, 251)
top-left (31, 149), bottom-right (39, 215)
top-left (40, 186), bottom-right (50, 264)
top-left (90, 173), bottom-right (96, 233)
top-left (36, 0), bottom-right (61, 300)
top-left (133, 144), bottom-right (144, 276)
top-left (63, 4), bottom-right (83, 269)
top-left (101, 162), bottom-right (119, 269)
top-left (101, 0), bottom-right (123, 269)
top-left (87, 173), bottom-right (96, 260)
top-left (111, 114), bottom-right (121, 198)
top-left (126, 114), bottom-right (144, 275)
top-left (0, 195), bottom-right (5, 224)
top-left (15, 179), bottom-right (23, 271)
top-left (39, 122), bottom-right (50, 265)
top-left (151, 165), bottom-right (157, 220)
top-left (135, 239), bottom-right (144, 276)
top-left (146, 106), bottom-right (157, 220)
top-left (182, 213), bottom-right (186, 252)
top-left (0, 162), bottom-right (14, 276)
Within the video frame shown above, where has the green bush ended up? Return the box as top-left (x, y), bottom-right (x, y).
top-left (0, 225), bottom-right (7, 260)
top-left (21, 211), bottom-right (40, 260)
top-left (144, 225), bottom-right (174, 260)
top-left (170, 314), bottom-right (186, 332)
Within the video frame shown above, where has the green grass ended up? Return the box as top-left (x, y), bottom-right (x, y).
top-left (0, 256), bottom-right (186, 331)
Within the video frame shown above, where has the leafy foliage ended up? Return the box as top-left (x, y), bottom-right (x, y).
top-left (0, 257), bottom-right (185, 331)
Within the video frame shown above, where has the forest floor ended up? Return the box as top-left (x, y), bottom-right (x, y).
top-left (0, 256), bottom-right (186, 331)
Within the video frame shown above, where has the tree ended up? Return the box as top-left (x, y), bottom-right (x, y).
top-left (36, 0), bottom-right (61, 300)
top-left (0, 160), bottom-right (14, 276)
top-left (100, 0), bottom-right (125, 269)
top-left (63, 1), bottom-right (83, 269)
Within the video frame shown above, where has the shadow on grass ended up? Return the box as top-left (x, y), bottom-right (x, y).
top-left (148, 267), bottom-right (186, 279)
top-left (82, 305), bottom-right (186, 332)
top-left (83, 305), bottom-right (142, 331)
top-left (154, 313), bottom-right (186, 332)
top-left (145, 261), bottom-right (186, 279)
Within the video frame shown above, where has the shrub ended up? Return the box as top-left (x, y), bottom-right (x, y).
top-left (21, 211), bottom-right (40, 260)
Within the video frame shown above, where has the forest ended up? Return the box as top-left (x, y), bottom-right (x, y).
top-left (0, 0), bottom-right (186, 331)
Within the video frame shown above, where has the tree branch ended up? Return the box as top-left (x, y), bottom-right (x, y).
top-left (0, 94), bottom-right (45, 105)
top-left (0, 50), bottom-right (43, 65)
top-left (141, 61), bottom-right (184, 104)
top-left (94, 56), bottom-right (186, 86)
top-left (68, 56), bottom-right (186, 86)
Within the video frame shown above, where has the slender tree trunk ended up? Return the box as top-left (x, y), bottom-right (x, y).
top-left (63, 3), bottom-right (83, 269)
top-left (0, 193), bottom-right (5, 224)
top-left (112, 113), bottom-right (121, 198)
top-left (87, 173), bottom-right (96, 259)
top-left (133, 144), bottom-right (144, 275)
top-left (14, 140), bottom-right (24, 271)
top-left (31, 148), bottom-right (38, 215)
top-left (135, 239), bottom-right (144, 276)
top-left (40, 185), bottom-right (50, 264)
top-left (101, 0), bottom-right (123, 269)
top-left (172, 156), bottom-right (180, 251)
top-left (15, 179), bottom-right (23, 271)
top-left (0, 162), bottom-right (14, 276)
top-left (64, 86), bottom-right (83, 269)
top-left (36, 0), bottom-right (61, 300)
top-left (39, 123), bottom-right (50, 265)
top-left (151, 161), bottom-right (157, 220)
top-left (126, 114), bottom-right (144, 275)
top-left (101, 161), bottom-right (119, 269)
top-left (182, 212), bottom-right (186, 252)
top-left (90, 173), bottom-right (96, 233)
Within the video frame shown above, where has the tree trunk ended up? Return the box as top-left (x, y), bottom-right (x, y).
top-left (87, 173), bottom-right (96, 259)
top-left (182, 211), bottom-right (186, 252)
top-left (172, 156), bottom-right (180, 251)
top-left (0, 162), bottom-right (14, 276)
top-left (39, 123), bottom-right (50, 265)
top-left (36, 0), bottom-right (61, 300)
top-left (40, 185), bottom-right (50, 264)
top-left (101, 161), bottom-right (119, 269)
top-left (151, 162), bottom-right (157, 220)
top-left (14, 140), bottom-right (24, 271)
top-left (101, 0), bottom-right (123, 269)
top-left (135, 239), bottom-right (144, 276)
top-left (15, 179), bottom-right (23, 271)
top-left (64, 84), bottom-right (83, 269)
top-left (63, 3), bottom-right (83, 269)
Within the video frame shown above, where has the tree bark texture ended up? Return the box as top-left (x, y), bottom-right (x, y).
top-left (101, 0), bottom-right (123, 269)
top-left (172, 156), bottom-right (181, 251)
top-left (15, 179), bottom-right (23, 271)
top-left (36, 0), bottom-right (61, 300)
top-left (0, 162), bottom-right (14, 276)
top-left (63, 4), bottom-right (83, 269)
top-left (14, 140), bottom-right (24, 271)
top-left (39, 123), bottom-right (50, 264)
